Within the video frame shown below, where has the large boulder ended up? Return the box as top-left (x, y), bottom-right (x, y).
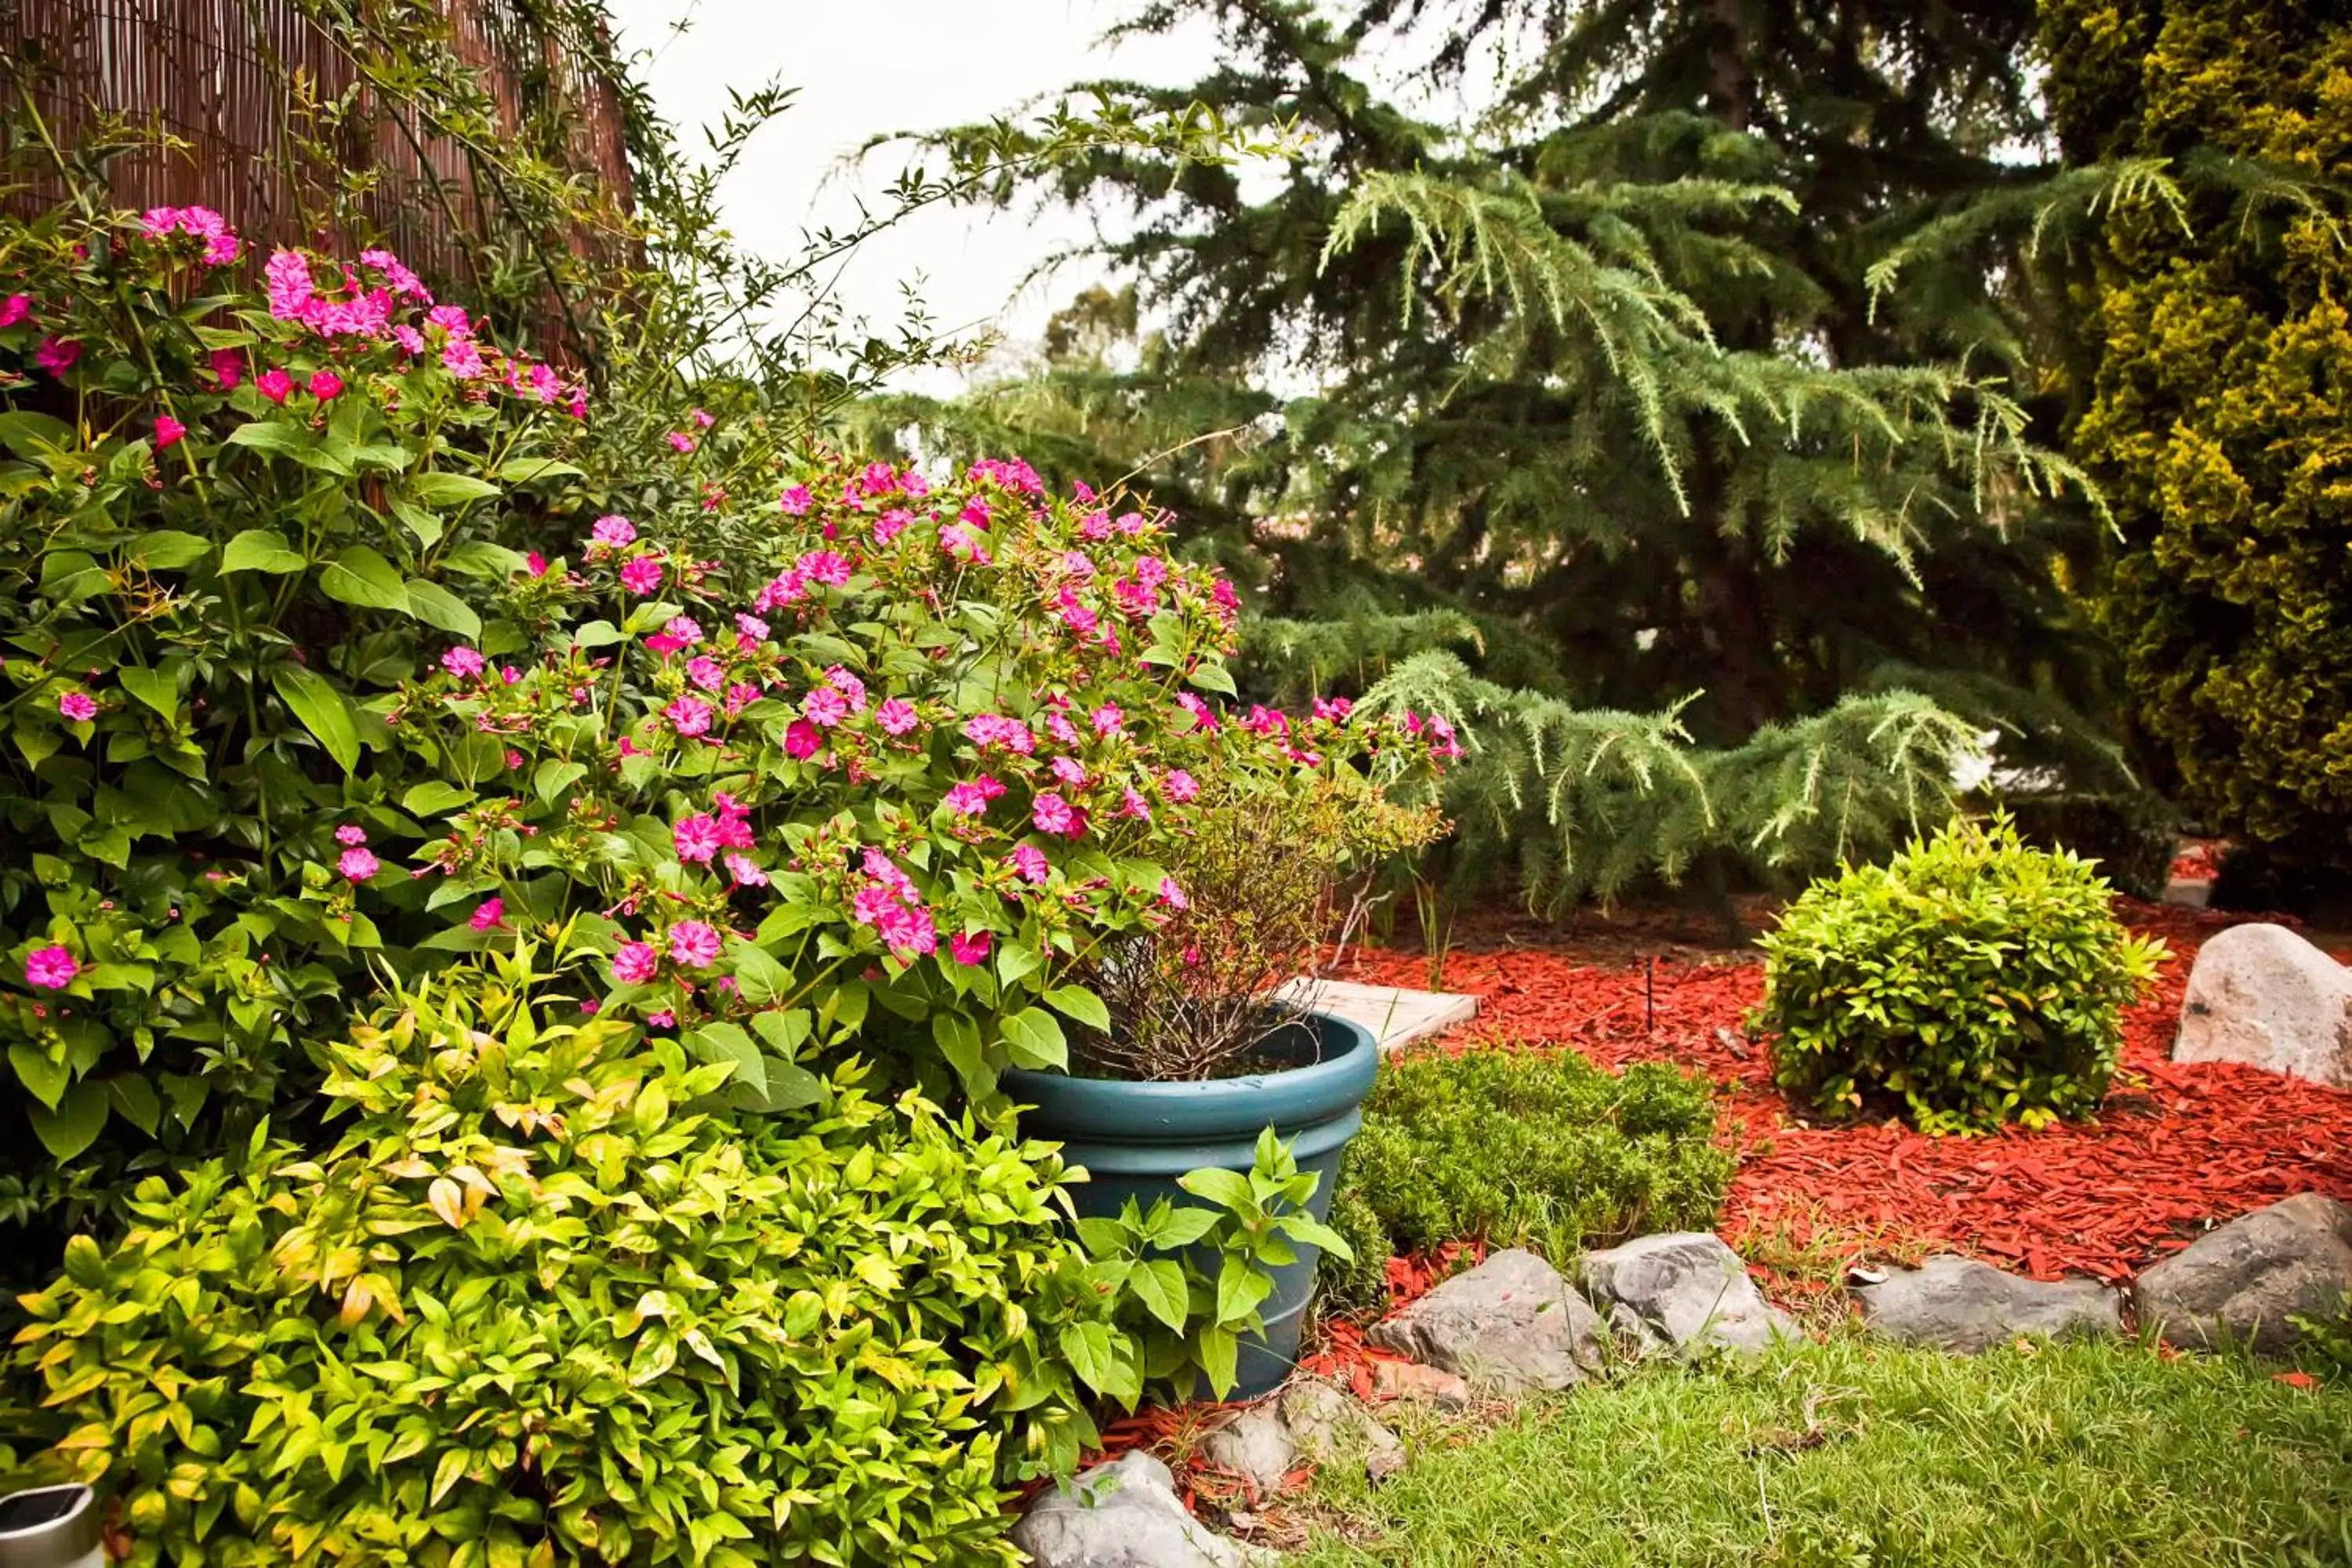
top-left (1573, 1232), bottom-right (1800, 1355)
top-left (1201, 1380), bottom-right (1409, 1493)
top-left (2134, 1194), bottom-right (2352, 1354)
top-left (1853, 1256), bottom-right (2122, 1353)
top-left (1367, 1247), bottom-right (1606, 1394)
top-left (1013, 1451), bottom-right (1257, 1568)
top-left (2173, 923), bottom-right (2352, 1088)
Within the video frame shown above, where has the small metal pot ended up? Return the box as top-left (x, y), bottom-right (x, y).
top-left (0, 1486), bottom-right (103, 1568)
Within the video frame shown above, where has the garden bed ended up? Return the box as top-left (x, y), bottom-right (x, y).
top-left (1329, 900), bottom-right (2352, 1294)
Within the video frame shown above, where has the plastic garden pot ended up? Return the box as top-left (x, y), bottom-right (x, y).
top-left (1004, 1009), bottom-right (1377, 1398)
top-left (0, 1486), bottom-right (102, 1568)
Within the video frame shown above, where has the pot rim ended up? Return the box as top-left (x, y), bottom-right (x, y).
top-left (1004, 1008), bottom-right (1377, 1142)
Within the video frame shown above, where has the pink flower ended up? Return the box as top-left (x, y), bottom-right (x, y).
top-left (0, 294), bottom-right (31, 328)
top-left (964, 714), bottom-right (1035, 755)
top-left (673, 814), bottom-right (724, 863)
top-left (685, 656), bottom-right (726, 693)
top-left (725, 681), bottom-right (761, 717)
top-left (358, 246), bottom-right (430, 297)
top-left (427, 304), bottom-right (473, 338)
top-left (873, 507), bottom-right (913, 545)
top-left (1046, 713), bottom-right (1083, 750)
top-left (783, 719), bottom-right (822, 760)
top-left (391, 325), bottom-right (426, 356)
top-left (263, 249), bottom-right (315, 319)
top-left (779, 485), bottom-right (812, 515)
top-left (666, 920), bottom-right (722, 969)
top-left (441, 645), bottom-right (486, 678)
top-left (256, 368), bottom-right (292, 404)
top-left (1119, 788), bottom-right (1152, 822)
top-left (646, 1010), bottom-right (677, 1029)
top-left (34, 338), bottom-right (78, 376)
top-left (208, 349), bottom-right (244, 389)
top-left (692, 408), bottom-right (716, 430)
top-left (470, 898), bottom-right (506, 931)
top-left (590, 514), bottom-right (637, 550)
top-left (734, 612), bottom-right (769, 644)
top-left (662, 615), bottom-right (706, 645)
top-left (504, 747), bottom-right (524, 770)
top-left (442, 339), bottom-right (486, 379)
top-left (1009, 844), bottom-right (1051, 884)
top-left (666, 430), bottom-right (697, 454)
top-left (725, 853), bottom-right (767, 887)
top-left (1051, 756), bottom-right (1087, 787)
top-left (1158, 877), bottom-right (1189, 910)
top-left (665, 694), bottom-right (715, 738)
top-left (56, 691), bottom-right (96, 722)
top-left (526, 551), bottom-right (549, 578)
top-left (24, 945), bottom-right (78, 990)
top-left (949, 930), bottom-right (993, 965)
top-left (308, 369), bottom-right (343, 401)
top-left (1032, 792), bottom-right (1080, 837)
top-left (335, 825), bottom-right (368, 847)
top-left (943, 779), bottom-right (1000, 817)
top-left (817, 667), bottom-right (864, 712)
top-left (875, 698), bottom-right (919, 735)
top-left (1177, 692), bottom-right (1220, 731)
top-left (802, 685), bottom-right (849, 728)
top-left (940, 521), bottom-right (991, 565)
top-left (798, 550), bottom-right (851, 587)
top-left (338, 847), bottom-right (380, 883)
top-left (619, 557), bottom-right (664, 596)
top-left (1163, 768), bottom-right (1200, 804)
top-left (610, 940), bottom-right (659, 985)
top-left (1090, 703), bottom-right (1126, 737)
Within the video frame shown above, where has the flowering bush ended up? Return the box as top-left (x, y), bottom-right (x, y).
top-left (0, 203), bottom-right (591, 1221)
top-left (5, 946), bottom-right (1116, 1565)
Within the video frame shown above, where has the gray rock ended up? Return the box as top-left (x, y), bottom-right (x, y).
top-left (1853, 1255), bottom-right (2122, 1353)
top-left (2135, 1194), bottom-right (2352, 1354)
top-left (1198, 1403), bottom-right (1294, 1494)
top-left (2173, 923), bottom-right (2352, 1089)
top-left (1367, 1247), bottom-right (1606, 1394)
top-left (1573, 1232), bottom-right (1800, 1355)
top-left (1278, 1378), bottom-right (1406, 1483)
top-left (1013, 1450), bottom-right (1256, 1568)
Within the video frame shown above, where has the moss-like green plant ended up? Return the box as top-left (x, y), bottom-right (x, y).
top-left (1316, 1048), bottom-right (1731, 1312)
top-left (1756, 815), bottom-right (2165, 1134)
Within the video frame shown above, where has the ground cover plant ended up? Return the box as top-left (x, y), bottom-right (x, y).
top-left (1289, 1336), bottom-right (2352, 1566)
top-left (1756, 815), bottom-right (2166, 1133)
top-left (1317, 1047), bottom-right (1732, 1312)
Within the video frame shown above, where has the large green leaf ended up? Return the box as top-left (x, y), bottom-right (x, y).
top-left (403, 579), bottom-right (481, 639)
top-left (410, 472), bottom-right (503, 508)
top-left (999, 1007), bottom-right (1067, 1070)
top-left (271, 664), bottom-right (361, 774)
top-left (220, 528), bottom-right (307, 574)
top-left (30, 1080), bottom-right (108, 1161)
top-left (225, 419), bottom-right (310, 458)
top-left (118, 664), bottom-right (180, 718)
top-left (319, 546), bottom-right (410, 612)
top-left (1127, 1259), bottom-right (1189, 1334)
top-left (128, 531), bottom-right (212, 570)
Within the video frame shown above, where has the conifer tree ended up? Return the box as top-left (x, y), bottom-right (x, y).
top-left (873, 0), bottom-right (2129, 906)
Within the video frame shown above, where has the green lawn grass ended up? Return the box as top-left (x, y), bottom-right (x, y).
top-left (1292, 1337), bottom-right (2352, 1566)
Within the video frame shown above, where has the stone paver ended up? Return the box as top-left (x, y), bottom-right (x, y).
top-left (1275, 978), bottom-right (1477, 1053)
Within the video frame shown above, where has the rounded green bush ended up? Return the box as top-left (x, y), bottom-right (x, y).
top-left (1756, 815), bottom-right (2166, 1134)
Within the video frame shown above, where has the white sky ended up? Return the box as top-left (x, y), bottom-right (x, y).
top-left (603, 0), bottom-right (1225, 383)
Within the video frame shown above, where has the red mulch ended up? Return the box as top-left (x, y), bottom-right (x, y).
top-left (1328, 900), bottom-right (2352, 1290)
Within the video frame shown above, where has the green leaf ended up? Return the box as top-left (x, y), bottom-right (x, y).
top-left (271, 665), bottom-right (361, 774)
top-left (220, 528), bottom-right (307, 574)
top-left (1279, 1216), bottom-right (1353, 1262)
top-left (0, 409), bottom-right (74, 456)
top-left (1174, 1166), bottom-right (1255, 1214)
top-left (9, 1045), bottom-right (71, 1111)
top-left (410, 472), bottom-right (503, 508)
top-left (568, 619), bottom-right (626, 650)
top-left (1127, 1259), bottom-right (1189, 1334)
top-left (1150, 1205), bottom-right (1221, 1248)
top-left (225, 420), bottom-right (310, 458)
top-left (728, 938), bottom-right (791, 1006)
top-left (31, 1080), bottom-right (109, 1161)
top-left (1043, 984), bottom-right (1111, 1033)
top-left (441, 542), bottom-right (529, 579)
top-left (684, 1023), bottom-right (766, 1099)
top-left (119, 664), bottom-right (179, 718)
top-left (128, 530), bottom-right (211, 570)
top-left (932, 1011), bottom-right (984, 1081)
top-left (1057, 1321), bottom-right (1136, 1402)
top-left (496, 456), bottom-right (585, 483)
top-left (1189, 662), bottom-right (1239, 698)
top-left (999, 1007), bottom-right (1067, 1070)
top-left (401, 781), bottom-right (474, 815)
top-left (1195, 1326), bottom-right (1239, 1398)
top-left (1214, 1252), bottom-right (1272, 1327)
top-left (108, 1074), bottom-right (162, 1137)
top-left (403, 579), bottom-right (481, 639)
top-left (319, 546), bottom-right (410, 612)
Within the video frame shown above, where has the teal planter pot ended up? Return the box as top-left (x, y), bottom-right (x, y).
top-left (1005, 1011), bottom-right (1377, 1399)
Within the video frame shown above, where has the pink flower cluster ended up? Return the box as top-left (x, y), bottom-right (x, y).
top-left (139, 205), bottom-right (241, 267)
top-left (851, 848), bottom-right (937, 958)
